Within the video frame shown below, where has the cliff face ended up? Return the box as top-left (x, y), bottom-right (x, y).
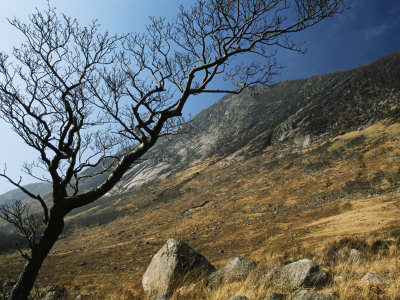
top-left (108, 51), bottom-right (400, 194)
top-left (1, 51), bottom-right (400, 204)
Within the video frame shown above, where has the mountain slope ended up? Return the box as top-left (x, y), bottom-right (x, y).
top-left (2, 116), bottom-right (400, 298)
top-left (1, 51), bottom-right (400, 299)
top-left (1, 51), bottom-right (400, 206)
top-left (96, 50), bottom-right (400, 195)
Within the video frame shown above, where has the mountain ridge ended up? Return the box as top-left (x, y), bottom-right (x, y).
top-left (1, 50), bottom-right (399, 207)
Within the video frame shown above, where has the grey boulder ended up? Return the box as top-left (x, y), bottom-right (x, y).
top-left (360, 272), bottom-right (390, 284)
top-left (277, 259), bottom-right (330, 288)
top-left (208, 256), bottom-right (256, 289)
top-left (291, 289), bottom-right (334, 300)
top-left (142, 239), bottom-right (215, 295)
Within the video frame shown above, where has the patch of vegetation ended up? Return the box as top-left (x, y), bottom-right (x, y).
top-left (323, 236), bottom-right (399, 266)
top-left (345, 134), bottom-right (366, 147)
top-left (156, 188), bottom-right (184, 204)
top-left (0, 231), bottom-right (28, 254)
top-left (304, 159), bottom-right (332, 173)
top-left (64, 207), bottom-right (131, 233)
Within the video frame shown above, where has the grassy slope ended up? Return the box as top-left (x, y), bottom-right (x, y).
top-left (1, 119), bottom-right (400, 299)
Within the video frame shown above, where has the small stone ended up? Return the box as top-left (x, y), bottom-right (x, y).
top-left (76, 293), bottom-right (91, 300)
top-left (80, 261), bottom-right (87, 266)
top-left (333, 275), bottom-right (344, 282)
top-left (41, 285), bottom-right (54, 297)
top-left (2, 279), bottom-right (16, 288)
top-left (360, 272), bottom-right (390, 284)
top-left (43, 291), bottom-right (59, 300)
top-left (41, 285), bottom-right (67, 300)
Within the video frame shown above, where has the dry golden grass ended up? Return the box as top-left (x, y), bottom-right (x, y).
top-left (1, 120), bottom-right (400, 299)
top-left (169, 238), bottom-right (400, 300)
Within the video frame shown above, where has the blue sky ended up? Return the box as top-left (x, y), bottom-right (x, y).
top-left (0, 0), bottom-right (399, 194)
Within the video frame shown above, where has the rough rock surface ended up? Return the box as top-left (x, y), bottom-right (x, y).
top-left (360, 272), bottom-right (390, 284)
top-left (277, 259), bottom-right (330, 288)
top-left (208, 256), bottom-right (256, 289)
top-left (142, 239), bottom-right (215, 295)
top-left (291, 289), bottom-right (334, 300)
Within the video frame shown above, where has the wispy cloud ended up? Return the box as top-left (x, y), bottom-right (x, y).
top-left (362, 1), bottom-right (400, 42)
top-left (389, 2), bottom-right (400, 15)
top-left (363, 23), bottom-right (388, 40)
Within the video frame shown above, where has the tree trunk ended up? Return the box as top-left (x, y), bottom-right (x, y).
top-left (8, 208), bottom-right (65, 300)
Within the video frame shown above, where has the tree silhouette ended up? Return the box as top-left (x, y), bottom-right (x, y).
top-left (0, 0), bottom-right (344, 298)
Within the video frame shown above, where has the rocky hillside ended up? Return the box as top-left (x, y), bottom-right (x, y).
top-left (1, 51), bottom-right (400, 209)
top-left (107, 51), bottom-right (400, 195)
top-left (1, 46), bottom-right (400, 295)
top-left (1, 116), bottom-right (399, 298)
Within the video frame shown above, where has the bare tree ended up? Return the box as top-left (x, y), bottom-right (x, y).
top-left (0, 0), bottom-right (344, 298)
top-left (0, 201), bottom-right (44, 260)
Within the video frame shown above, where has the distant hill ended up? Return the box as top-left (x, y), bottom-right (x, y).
top-left (0, 182), bottom-right (50, 206)
top-left (1, 50), bottom-right (399, 208)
